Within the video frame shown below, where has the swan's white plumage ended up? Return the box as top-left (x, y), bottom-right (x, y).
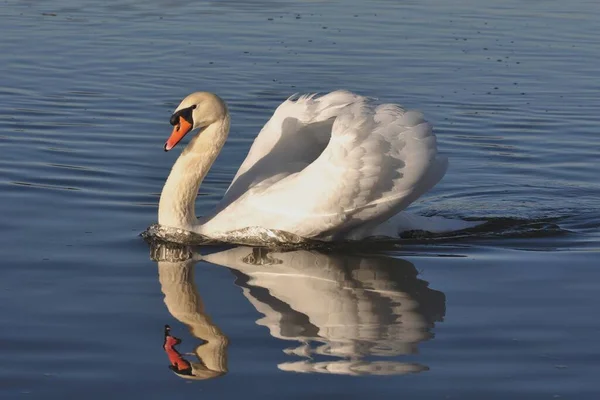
top-left (159, 90), bottom-right (479, 242)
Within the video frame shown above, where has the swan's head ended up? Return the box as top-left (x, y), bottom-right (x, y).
top-left (165, 92), bottom-right (227, 151)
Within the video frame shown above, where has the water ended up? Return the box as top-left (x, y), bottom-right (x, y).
top-left (1, 0), bottom-right (599, 398)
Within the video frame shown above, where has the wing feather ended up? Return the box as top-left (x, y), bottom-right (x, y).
top-left (206, 91), bottom-right (447, 239)
top-left (219, 91), bottom-right (359, 208)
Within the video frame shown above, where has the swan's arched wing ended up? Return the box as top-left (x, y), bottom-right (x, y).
top-left (206, 92), bottom-right (447, 239)
top-left (219, 91), bottom-right (360, 208)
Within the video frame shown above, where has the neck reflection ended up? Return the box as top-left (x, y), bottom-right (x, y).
top-left (152, 244), bottom-right (446, 377)
top-left (153, 245), bottom-right (228, 380)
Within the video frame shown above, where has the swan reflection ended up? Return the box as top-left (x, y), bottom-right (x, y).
top-left (152, 244), bottom-right (445, 377)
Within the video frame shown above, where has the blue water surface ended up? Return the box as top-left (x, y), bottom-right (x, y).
top-left (1, 0), bottom-right (599, 398)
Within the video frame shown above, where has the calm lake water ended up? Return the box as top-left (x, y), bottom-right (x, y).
top-left (1, 0), bottom-right (599, 398)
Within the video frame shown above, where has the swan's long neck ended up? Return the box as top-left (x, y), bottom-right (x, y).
top-left (158, 115), bottom-right (230, 229)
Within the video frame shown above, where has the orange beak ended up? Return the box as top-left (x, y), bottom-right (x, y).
top-left (164, 116), bottom-right (193, 151)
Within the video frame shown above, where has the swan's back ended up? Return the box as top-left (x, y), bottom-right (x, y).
top-left (201, 91), bottom-right (448, 240)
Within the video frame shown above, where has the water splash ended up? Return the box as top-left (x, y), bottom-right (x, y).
top-left (142, 216), bottom-right (571, 249)
top-left (142, 223), bottom-right (324, 249)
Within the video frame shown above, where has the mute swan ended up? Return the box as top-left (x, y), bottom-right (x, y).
top-left (157, 90), bottom-right (478, 243)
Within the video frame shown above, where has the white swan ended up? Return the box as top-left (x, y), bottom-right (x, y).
top-left (158, 90), bottom-right (478, 242)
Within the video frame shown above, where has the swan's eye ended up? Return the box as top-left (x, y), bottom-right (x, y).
top-left (169, 105), bottom-right (196, 126)
top-left (180, 107), bottom-right (194, 125)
